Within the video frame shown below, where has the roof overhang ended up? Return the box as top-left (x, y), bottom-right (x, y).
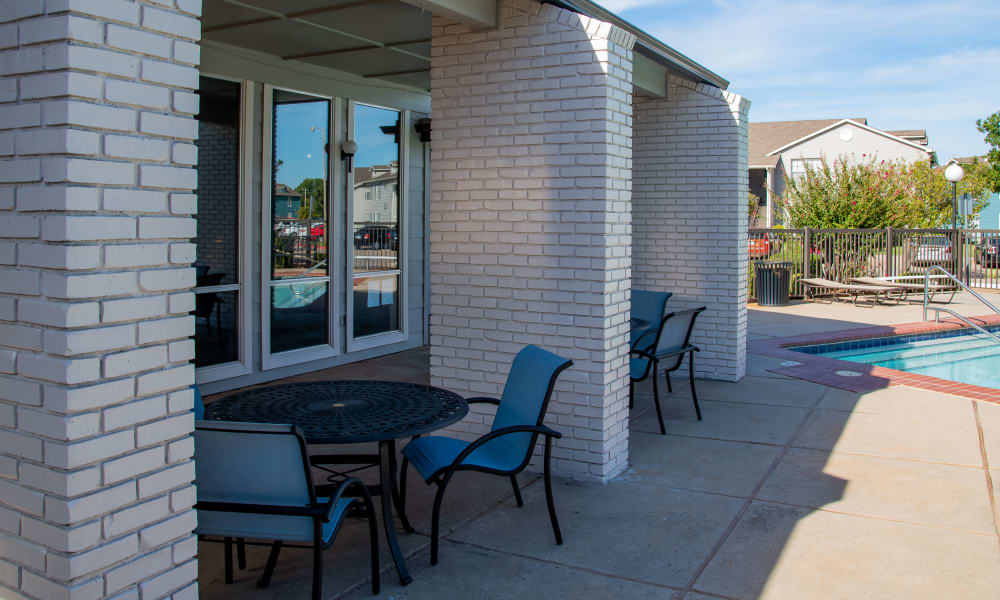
top-left (766, 118), bottom-right (935, 157)
top-left (543, 0), bottom-right (729, 90)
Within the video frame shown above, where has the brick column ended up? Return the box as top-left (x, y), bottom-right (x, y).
top-left (429, 0), bottom-right (634, 482)
top-left (633, 76), bottom-right (750, 382)
top-left (0, 2), bottom-right (201, 598)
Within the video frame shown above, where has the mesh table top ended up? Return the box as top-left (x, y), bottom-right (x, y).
top-left (204, 380), bottom-right (469, 444)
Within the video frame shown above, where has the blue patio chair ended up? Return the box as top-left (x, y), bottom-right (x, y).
top-left (631, 289), bottom-right (672, 346)
top-left (399, 345), bottom-right (573, 565)
top-left (194, 421), bottom-right (380, 598)
top-left (630, 307), bottom-right (706, 434)
top-left (193, 384), bottom-right (204, 420)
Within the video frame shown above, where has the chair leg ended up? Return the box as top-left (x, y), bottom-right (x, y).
top-left (543, 436), bottom-right (563, 545)
top-left (628, 378), bottom-right (634, 409)
top-left (223, 537), bottom-right (234, 584)
top-left (665, 371), bottom-right (672, 393)
top-left (312, 526), bottom-right (323, 600)
top-left (388, 440), bottom-right (414, 533)
top-left (366, 496), bottom-right (381, 595)
top-left (652, 360), bottom-right (666, 435)
top-left (257, 541), bottom-right (282, 588)
top-left (510, 474), bottom-right (523, 507)
top-left (430, 480), bottom-right (450, 566)
top-left (237, 538), bottom-right (246, 570)
top-left (688, 351), bottom-right (702, 421)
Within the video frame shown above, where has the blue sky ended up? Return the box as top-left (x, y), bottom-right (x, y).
top-left (275, 102), bottom-right (399, 189)
top-left (602, 0), bottom-right (1000, 161)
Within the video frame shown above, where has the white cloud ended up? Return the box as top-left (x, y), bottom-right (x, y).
top-left (613, 0), bottom-right (1000, 160)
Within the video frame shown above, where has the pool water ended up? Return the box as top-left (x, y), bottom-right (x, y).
top-left (794, 327), bottom-right (1000, 389)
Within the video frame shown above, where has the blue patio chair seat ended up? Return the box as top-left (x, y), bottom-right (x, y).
top-left (629, 307), bottom-right (707, 434)
top-left (400, 344), bottom-right (573, 566)
top-left (403, 435), bottom-right (524, 481)
top-left (194, 421), bottom-right (380, 598)
top-left (193, 384), bottom-right (204, 420)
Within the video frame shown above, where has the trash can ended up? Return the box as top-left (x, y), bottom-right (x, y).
top-left (753, 261), bottom-right (792, 306)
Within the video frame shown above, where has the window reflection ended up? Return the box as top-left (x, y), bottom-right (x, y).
top-left (271, 92), bottom-right (329, 280)
top-left (353, 275), bottom-right (399, 338)
top-left (194, 76), bottom-right (241, 368)
top-left (352, 104), bottom-right (402, 339)
top-left (270, 282), bottom-right (329, 353)
top-left (352, 105), bottom-right (400, 274)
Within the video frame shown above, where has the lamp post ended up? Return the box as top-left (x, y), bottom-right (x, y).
top-left (945, 162), bottom-right (965, 230)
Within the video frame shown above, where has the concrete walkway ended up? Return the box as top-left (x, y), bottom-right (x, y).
top-left (199, 296), bottom-right (1000, 599)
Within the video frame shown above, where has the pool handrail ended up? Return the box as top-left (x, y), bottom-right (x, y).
top-left (923, 266), bottom-right (1000, 343)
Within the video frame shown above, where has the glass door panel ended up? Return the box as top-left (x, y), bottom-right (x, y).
top-left (194, 76), bottom-right (242, 369)
top-left (351, 103), bottom-right (402, 340)
top-left (268, 89), bottom-right (331, 354)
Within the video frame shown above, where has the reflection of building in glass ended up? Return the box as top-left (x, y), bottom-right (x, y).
top-left (273, 183), bottom-right (302, 219)
top-left (354, 162), bottom-right (398, 223)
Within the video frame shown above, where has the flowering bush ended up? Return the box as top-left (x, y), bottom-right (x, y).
top-left (776, 156), bottom-right (991, 229)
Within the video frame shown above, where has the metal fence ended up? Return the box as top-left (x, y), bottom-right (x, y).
top-left (748, 228), bottom-right (1000, 299)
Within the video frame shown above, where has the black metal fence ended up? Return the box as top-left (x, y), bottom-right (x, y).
top-left (748, 228), bottom-right (1000, 299)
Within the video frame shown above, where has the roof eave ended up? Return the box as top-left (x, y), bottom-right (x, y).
top-left (542, 0), bottom-right (729, 89)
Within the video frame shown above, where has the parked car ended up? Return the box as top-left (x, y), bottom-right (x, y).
top-left (975, 237), bottom-right (1000, 267)
top-left (910, 236), bottom-right (952, 266)
top-left (748, 234), bottom-right (779, 258)
top-left (354, 224), bottom-right (397, 250)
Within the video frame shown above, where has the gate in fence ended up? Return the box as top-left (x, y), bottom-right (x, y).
top-left (748, 228), bottom-right (1000, 299)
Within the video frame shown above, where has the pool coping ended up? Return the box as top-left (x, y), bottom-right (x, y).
top-left (748, 314), bottom-right (1000, 403)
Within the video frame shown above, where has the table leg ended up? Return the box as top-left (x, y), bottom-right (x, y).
top-left (387, 440), bottom-right (415, 533)
top-left (379, 440), bottom-right (412, 585)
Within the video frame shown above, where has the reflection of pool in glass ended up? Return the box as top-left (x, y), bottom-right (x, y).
top-left (353, 275), bottom-right (399, 338)
top-left (272, 281), bottom-right (327, 309)
top-left (793, 326), bottom-right (1000, 389)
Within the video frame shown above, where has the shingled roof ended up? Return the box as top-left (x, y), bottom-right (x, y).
top-left (749, 118), bottom-right (868, 168)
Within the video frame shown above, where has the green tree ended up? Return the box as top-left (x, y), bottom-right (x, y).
top-left (775, 156), bottom-right (992, 229)
top-left (976, 111), bottom-right (1000, 193)
top-left (295, 178), bottom-right (325, 219)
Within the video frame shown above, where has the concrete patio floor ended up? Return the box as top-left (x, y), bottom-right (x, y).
top-left (200, 293), bottom-right (1000, 599)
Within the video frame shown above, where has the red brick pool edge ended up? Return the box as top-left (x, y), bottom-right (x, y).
top-left (748, 314), bottom-right (1000, 403)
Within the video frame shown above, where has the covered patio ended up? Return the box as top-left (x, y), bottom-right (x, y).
top-left (197, 296), bottom-right (1000, 598)
top-left (1, 0), bottom-right (749, 598)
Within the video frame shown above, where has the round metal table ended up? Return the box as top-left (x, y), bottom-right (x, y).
top-left (205, 380), bottom-right (468, 585)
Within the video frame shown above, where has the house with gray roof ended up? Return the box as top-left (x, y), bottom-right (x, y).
top-left (750, 118), bottom-right (936, 226)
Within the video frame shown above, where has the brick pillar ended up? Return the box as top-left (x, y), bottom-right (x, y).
top-left (0, 2), bottom-right (201, 598)
top-left (632, 76), bottom-right (750, 382)
top-left (429, 0), bottom-right (634, 482)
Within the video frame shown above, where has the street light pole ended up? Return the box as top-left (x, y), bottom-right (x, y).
top-left (945, 162), bottom-right (965, 230)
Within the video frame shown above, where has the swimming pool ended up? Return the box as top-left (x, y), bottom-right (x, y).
top-left (792, 326), bottom-right (1000, 390)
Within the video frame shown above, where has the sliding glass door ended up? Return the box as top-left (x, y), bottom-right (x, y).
top-left (263, 87), bottom-right (336, 367)
top-left (348, 102), bottom-right (406, 350)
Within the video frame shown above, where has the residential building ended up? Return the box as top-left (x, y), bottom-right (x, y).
top-left (749, 118), bottom-right (936, 226)
top-left (0, 0), bottom-right (750, 597)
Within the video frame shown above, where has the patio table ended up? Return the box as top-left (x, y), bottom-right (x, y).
top-left (203, 380), bottom-right (468, 586)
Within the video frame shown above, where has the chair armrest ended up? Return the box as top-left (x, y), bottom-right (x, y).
top-left (440, 425), bottom-right (563, 480)
top-left (195, 500), bottom-right (327, 519)
top-left (465, 397), bottom-right (500, 406)
top-left (320, 476), bottom-right (372, 523)
top-left (630, 347), bottom-right (656, 361)
top-left (631, 329), bottom-right (656, 352)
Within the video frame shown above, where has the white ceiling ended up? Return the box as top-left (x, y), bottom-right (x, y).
top-left (202, 0), bottom-right (433, 90)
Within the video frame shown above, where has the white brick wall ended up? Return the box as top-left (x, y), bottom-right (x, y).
top-left (0, 1), bottom-right (200, 599)
top-left (632, 76), bottom-right (750, 381)
top-left (429, 0), bottom-right (634, 482)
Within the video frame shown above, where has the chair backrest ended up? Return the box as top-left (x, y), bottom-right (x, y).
top-left (489, 345), bottom-right (573, 461)
top-left (631, 289), bottom-right (672, 324)
top-left (192, 385), bottom-right (204, 420)
top-left (651, 307), bottom-right (706, 367)
top-left (194, 421), bottom-right (317, 541)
